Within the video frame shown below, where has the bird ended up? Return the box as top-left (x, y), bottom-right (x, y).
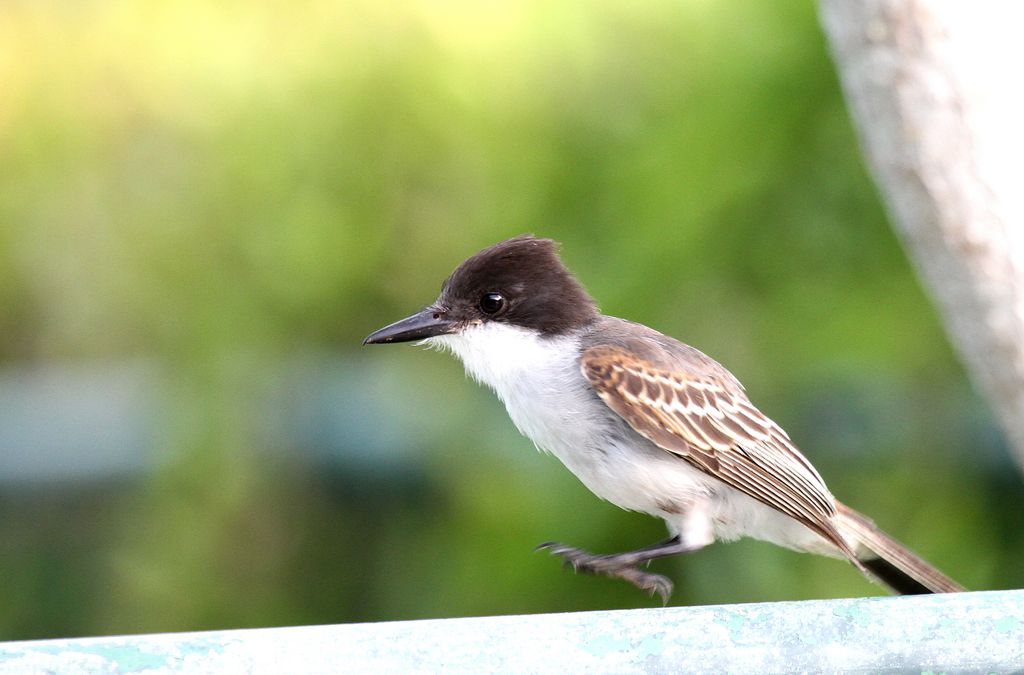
top-left (363, 235), bottom-right (964, 602)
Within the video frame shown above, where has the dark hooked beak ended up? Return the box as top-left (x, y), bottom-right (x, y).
top-left (363, 306), bottom-right (455, 345)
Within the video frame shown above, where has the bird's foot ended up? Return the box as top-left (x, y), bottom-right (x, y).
top-left (535, 541), bottom-right (674, 604)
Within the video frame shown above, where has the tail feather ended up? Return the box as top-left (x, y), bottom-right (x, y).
top-left (836, 502), bottom-right (964, 594)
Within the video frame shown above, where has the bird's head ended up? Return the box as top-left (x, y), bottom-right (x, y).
top-left (363, 235), bottom-right (598, 346)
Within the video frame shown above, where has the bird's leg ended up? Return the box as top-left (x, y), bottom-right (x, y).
top-left (535, 536), bottom-right (696, 603)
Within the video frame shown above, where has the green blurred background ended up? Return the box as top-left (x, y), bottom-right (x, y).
top-left (0, 0), bottom-right (1019, 641)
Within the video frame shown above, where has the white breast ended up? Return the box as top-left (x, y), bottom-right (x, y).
top-left (426, 323), bottom-right (710, 516)
top-left (428, 323), bottom-right (594, 453)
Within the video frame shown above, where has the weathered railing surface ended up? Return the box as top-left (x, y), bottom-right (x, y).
top-left (1, 590), bottom-right (1020, 673)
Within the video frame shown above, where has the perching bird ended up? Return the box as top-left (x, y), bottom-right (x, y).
top-left (363, 235), bottom-right (963, 602)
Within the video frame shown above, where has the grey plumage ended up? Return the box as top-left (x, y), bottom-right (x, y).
top-left (365, 235), bottom-right (964, 599)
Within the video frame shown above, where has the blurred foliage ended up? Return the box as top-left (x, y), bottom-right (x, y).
top-left (0, 0), bottom-right (1020, 641)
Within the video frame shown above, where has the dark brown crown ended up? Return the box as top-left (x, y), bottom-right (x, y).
top-left (439, 235), bottom-right (599, 335)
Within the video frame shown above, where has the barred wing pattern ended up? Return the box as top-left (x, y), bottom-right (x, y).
top-left (581, 344), bottom-right (854, 558)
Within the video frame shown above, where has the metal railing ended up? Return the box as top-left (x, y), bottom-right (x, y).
top-left (1, 590), bottom-right (1020, 673)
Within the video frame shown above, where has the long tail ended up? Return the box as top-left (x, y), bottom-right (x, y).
top-left (835, 502), bottom-right (964, 594)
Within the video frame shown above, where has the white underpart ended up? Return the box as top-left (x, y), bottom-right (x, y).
top-left (427, 322), bottom-right (836, 555)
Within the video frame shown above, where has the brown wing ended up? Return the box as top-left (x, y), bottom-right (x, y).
top-left (581, 343), bottom-right (854, 557)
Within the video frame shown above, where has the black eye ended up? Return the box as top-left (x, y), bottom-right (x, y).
top-left (479, 292), bottom-right (505, 314)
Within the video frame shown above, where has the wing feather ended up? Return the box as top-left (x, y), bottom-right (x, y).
top-left (581, 344), bottom-right (853, 555)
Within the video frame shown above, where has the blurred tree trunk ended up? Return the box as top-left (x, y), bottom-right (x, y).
top-left (820, 0), bottom-right (1024, 473)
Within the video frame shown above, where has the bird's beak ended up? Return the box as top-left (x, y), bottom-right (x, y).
top-left (363, 306), bottom-right (455, 345)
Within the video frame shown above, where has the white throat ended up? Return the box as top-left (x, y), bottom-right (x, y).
top-left (425, 322), bottom-right (592, 456)
top-left (426, 322), bottom-right (581, 398)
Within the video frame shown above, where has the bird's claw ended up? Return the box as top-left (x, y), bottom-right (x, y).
top-left (535, 541), bottom-right (674, 604)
